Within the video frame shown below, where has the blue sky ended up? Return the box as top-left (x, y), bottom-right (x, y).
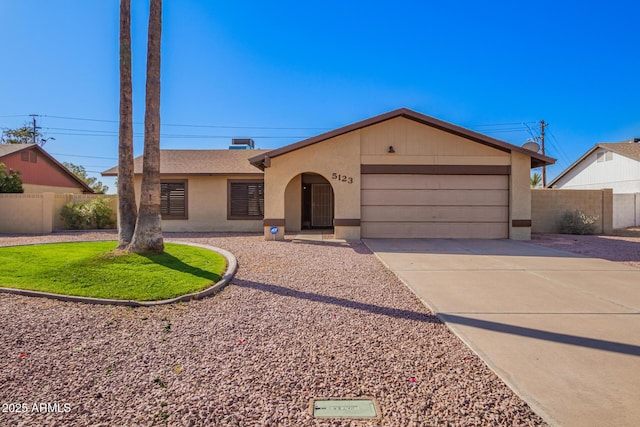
top-left (1, 1), bottom-right (639, 193)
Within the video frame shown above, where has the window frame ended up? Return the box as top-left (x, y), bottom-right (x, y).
top-left (160, 179), bottom-right (188, 220)
top-left (227, 179), bottom-right (265, 220)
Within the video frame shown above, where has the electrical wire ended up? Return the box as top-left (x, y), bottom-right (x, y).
top-left (42, 114), bottom-right (330, 131)
top-left (49, 152), bottom-right (117, 160)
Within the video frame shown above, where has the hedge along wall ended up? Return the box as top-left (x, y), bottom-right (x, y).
top-left (531, 188), bottom-right (613, 234)
top-left (0, 193), bottom-right (117, 234)
top-left (53, 193), bottom-right (117, 230)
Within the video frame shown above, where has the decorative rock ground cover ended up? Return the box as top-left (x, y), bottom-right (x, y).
top-left (0, 232), bottom-right (545, 426)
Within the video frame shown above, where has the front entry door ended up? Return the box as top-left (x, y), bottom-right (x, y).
top-left (311, 183), bottom-right (333, 228)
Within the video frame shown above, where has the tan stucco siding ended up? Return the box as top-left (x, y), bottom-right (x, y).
top-left (284, 174), bottom-right (302, 232)
top-left (509, 151), bottom-right (532, 239)
top-left (134, 174), bottom-right (263, 232)
top-left (22, 184), bottom-right (84, 194)
top-left (264, 131), bottom-right (361, 221)
top-left (360, 117), bottom-right (511, 165)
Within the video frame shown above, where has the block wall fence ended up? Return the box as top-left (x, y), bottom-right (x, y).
top-left (0, 193), bottom-right (117, 234)
top-left (0, 190), bottom-right (619, 235)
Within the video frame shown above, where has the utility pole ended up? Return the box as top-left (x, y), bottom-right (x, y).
top-left (540, 120), bottom-right (547, 187)
top-left (29, 114), bottom-right (40, 146)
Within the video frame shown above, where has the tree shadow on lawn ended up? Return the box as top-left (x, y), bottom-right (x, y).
top-left (235, 279), bottom-right (440, 324)
top-left (140, 252), bottom-right (221, 283)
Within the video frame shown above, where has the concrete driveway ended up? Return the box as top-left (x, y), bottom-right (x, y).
top-left (363, 238), bottom-right (640, 427)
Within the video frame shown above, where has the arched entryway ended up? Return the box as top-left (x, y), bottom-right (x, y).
top-left (284, 172), bottom-right (335, 232)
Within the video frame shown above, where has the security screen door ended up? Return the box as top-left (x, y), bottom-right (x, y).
top-left (311, 183), bottom-right (333, 227)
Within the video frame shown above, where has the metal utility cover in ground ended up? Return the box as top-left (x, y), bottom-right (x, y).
top-left (312, 398), bottom-right (379, 419)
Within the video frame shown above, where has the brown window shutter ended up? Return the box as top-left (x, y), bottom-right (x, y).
top-left (160, 181), bottom-right (187, 219)
top-left (229, 181), bottom-right (264, 219)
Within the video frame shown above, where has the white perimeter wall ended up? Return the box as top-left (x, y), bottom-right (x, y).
top-left (613, 193), bottom-right (640, 228)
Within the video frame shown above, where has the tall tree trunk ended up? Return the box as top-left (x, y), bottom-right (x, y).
top-left (117, 0), bottom-right (137, 249)
top-left (128, 0), bottom-right (164, 254)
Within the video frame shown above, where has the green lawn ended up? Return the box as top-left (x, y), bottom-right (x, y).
top-left (0, 241), bottom-right (227, 301)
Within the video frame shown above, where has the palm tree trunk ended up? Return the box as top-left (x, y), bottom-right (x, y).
top-left (128, 0), bottom-right (163, 254)
top-left (116, 0), bottom-right (137, 249)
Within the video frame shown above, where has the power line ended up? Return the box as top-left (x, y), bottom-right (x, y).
top-left (42, 114), bottom-right (330, 131)
top-left (467, 121), bottom-right (538, 127)
top-left (49, 152), bottom-right (117, 160)
top-left (45, 132), bottom-right (311, 139)
top-left (547, 128), bottom-right (573, 166)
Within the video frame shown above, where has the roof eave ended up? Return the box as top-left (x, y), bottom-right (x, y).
top-left (248, 108), bottom-right (556, 169)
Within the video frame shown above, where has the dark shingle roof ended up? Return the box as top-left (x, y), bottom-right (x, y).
top-left (102, 149), bottom-right (269, 176)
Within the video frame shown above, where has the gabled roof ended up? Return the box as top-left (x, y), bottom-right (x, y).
top-left (0, 143), bottom-right (95, 193)
top-left (248, 108), bottom-right (556, 169)
top-left (102, 149), bottom-right (270, 176)
top-left (599, 141), bottom-right (640, 162)
top-left (0, 143), bottom-right (36, 157)
top-left (547, 140), bottom-right (640, 187)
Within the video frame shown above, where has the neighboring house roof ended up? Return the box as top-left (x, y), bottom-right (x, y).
top-left (0, 143), bottom-right (95, 193)
top-left (547, 140), bottom-right (640, 187)
top-left (248, 108), bottom-right (556, 169)
top-left (102, 149), bottom-right (270, 176)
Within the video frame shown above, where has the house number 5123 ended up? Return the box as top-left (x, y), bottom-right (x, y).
top-left (331, 173), bottom-right (353, 184)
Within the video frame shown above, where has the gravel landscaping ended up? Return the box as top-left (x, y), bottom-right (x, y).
top-left (529, 230), bottom-right (640, 269)
top-left (0, 231), bottom-right (546, 426)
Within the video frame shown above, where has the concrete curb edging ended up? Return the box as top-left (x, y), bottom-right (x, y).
top-left (0, 239), bottom-right (238, 307)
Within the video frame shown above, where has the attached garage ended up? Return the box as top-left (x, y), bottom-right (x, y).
top-left (361, 173), bottom-right (509, 238)
top-left (249, 108), bottom-right (555, 241)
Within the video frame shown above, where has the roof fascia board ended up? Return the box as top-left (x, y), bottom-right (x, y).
top-left (249, 108), bottom-right (555, 168)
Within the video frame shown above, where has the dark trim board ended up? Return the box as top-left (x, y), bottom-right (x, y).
top-left (511, 219), bottom-right (532, 227)
top-left (361, 165), bottom-right (511, 175)
top-left (263, 218), bottom-right (285, 226)
top-left (333, 219), bottom-right (361, 226)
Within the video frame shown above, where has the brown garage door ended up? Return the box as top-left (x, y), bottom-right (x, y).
top-left (361, 174), bottom-right (509, 238)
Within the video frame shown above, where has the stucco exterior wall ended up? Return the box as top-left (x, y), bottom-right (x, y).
top-left (531, 188), bottom-right (613, 234)
top-left (261, 116), bottom-right (536, 240)
top-left (284, 175), bottom-right (302, 232)
top-left (360, 117), bottom-right (511, 165)
top-left (509, 151), bottom-right (532, 239)
top-left (263, 131), bottom-right (361, 239)
top-left (134, 174), bottom-right (263, 233)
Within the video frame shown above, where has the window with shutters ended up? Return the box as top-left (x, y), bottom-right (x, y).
top-left (160, 180), bottom-right (188, 220)
top-left (228, 180), bottom-right (264, 220)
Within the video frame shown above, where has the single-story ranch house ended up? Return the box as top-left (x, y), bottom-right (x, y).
top-left (103, 108), bottom-right (555, 240)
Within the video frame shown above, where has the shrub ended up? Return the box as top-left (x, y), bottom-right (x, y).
top-left (0, 162), bottom-right (24, 193)
top-left (559, 210), bottom-right (599, 235)
top-left (60, 197), bottom-right (115, 230)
